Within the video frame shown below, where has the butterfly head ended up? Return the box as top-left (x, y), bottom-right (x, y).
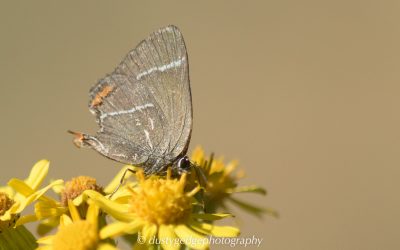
top-left (173, 156), bottom-right (208, 187)
top-left (174, 156), bottom-right (192, 175)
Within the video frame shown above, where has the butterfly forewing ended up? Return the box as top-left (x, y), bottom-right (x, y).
top-left (78, 25), bottom-right (192, 174)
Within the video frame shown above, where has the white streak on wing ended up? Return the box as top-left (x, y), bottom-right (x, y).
top-left (149, 118), bottom-right (154, 130)
top-left (90, 137), bottom-right (107, 153)
top-left (100, 103), bottom-right (154, 121)
top-left (165, 26), bottom-right (173, 32)
top-left (144, 129), bottom-right (153, 149)
top-left (136, 57), bottom-right (185, 80)
top-left (112, 153), bottom-right (127, 158)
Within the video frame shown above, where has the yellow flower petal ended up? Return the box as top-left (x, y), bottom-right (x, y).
top-left (103, 165), bottom-right (136, 194)
top-left (189, 220), bottom-right (240, 237)
top-left (223, 160), bottom-right (238, 176)
top-left (159, 224), bottom-right (180, 250)
top-left (51, 181), bottom-right (64, 194)
top-left (174, 224), bottom-right (209, 250)
top-left (36, 235), bottom-right (54, 245)
top-left (71, 192), bottom-right (85, 206)
top-left (15, 214), bottom-right (38, 226)
top-left (191, 213), bottom-right (233, 221)
top-left (60, 214), bottom-right (73, 226)
top-left (35, 200), bottom-right (66, 220)
top-left (36, 246), bottom-right (52, 250)
top-left (8, 178), bottom-right (34, 198)
top-left (80, 190), bottom-right (135, 222)
top-left (110, 188), bottom-right (134, 203)
top-left (8, 178), bottom-right (63, 203)
top-left (141, 223), bottom-right (157, 243)
top-left (9, 179), bottom-right (63, 215)
top-left (25, 159), bottom-right (49, 190)
top-left (86, 202), bottom-right (100, 226)
top-left (0, 186), bottom-right (14, 198)
top-left (32, 180), bottom-right (64, 205)
top-left (191, 146), bottom-right (205, 164)
top-left (100, 221), bottom-right (142, 239)
top-left (67, 199), bottom-right (81, 222)
top-left (98, 243), bottom-right (119, 250)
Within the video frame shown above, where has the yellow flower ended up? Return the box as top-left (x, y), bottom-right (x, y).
top-left (0, 191), bottom-right (37, 250)
top-left (2, 159), bottom-right (63, 225)
top-left (36, 201), bottom-right (118, 250)
top-left (35, 165), bottom-right (135, 235)
top-left (191, 146), bottom-right (278, 217)
top-left (81, 170), bottom-right (240, 250)
top-left (0, 159), bottom-right (62, 249)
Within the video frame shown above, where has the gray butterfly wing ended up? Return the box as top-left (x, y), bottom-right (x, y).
top-left (72, 26), bottom-right (192, 174)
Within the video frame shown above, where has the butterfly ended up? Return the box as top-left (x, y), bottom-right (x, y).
top-left (69, 25), bottom-right (194, 177)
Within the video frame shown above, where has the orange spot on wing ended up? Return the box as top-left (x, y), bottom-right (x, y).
top-left (90, 85), bottom-right (114, 107)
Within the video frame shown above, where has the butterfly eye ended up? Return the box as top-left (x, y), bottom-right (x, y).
top-left (177, 156), bottom-right (191, 173)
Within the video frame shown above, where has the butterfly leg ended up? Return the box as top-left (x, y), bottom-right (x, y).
top-left (109, 167), bottom-right (137, 199)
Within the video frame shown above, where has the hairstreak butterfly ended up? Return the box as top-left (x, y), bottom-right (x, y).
top-left (69, 25), bottom-right (194, 177)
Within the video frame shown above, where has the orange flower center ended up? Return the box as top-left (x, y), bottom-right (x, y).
top-left (61, 176), bottom-right (103, 206)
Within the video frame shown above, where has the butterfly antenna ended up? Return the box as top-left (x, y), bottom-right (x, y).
top-left (194, 164), bottom-right (208, 188)
top-left (192, 163), bottom-right (208, 211)
top-left (192, 152), bottom-right (214, 212)
top-left (205, 153), bottom-right (214, 173)
top-left (109, 167), bottom-right (136, 199)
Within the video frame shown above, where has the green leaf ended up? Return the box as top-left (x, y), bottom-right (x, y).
top-left (180, 244), bottom-right (191, 250)
top-left (122, 233), bottom-right (138, 246)
top-left (228, 185), bottom-right (267, 195)
top-left (0, 225), bottom-right (37, 250)
top-left (228, 197), bottom-right (279, 218)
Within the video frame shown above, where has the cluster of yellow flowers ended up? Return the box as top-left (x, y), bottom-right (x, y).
top-left (0, 147), bottom-right (275, 250)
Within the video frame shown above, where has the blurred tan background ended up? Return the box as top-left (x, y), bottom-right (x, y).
top-left (1, 1), bottom-right (400, 249)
